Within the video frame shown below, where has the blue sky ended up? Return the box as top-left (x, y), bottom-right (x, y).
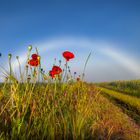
top-left (0, 0), bottom-right (140, 82)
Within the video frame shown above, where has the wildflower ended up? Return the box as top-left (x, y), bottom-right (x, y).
top-left (62, 51), bottom-right (74, 61)
top-left (52, 66), bottom-right (62, 75)
top-left (28, 54), bottom-right (40, 66)
top-left (28, 59), bottom-right (39, 66)
top-left (31, 54), bottom-right (38, 60)
top-left (49, 70), bottom-right (55, 78)
top-left (49, 65), bottom-right (62, 78)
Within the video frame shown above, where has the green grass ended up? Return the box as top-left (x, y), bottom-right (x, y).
top-left (98, 80), bottom-right (140, 97)
top-left (0, 82), bottom-right (95, 139)
top-left (100, 87), bottom-right (140, 124)
top-left (0, 83), bottom-right (140, 140)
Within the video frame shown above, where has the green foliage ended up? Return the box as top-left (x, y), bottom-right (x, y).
top-left (0, 83), bottom-right (140, 139)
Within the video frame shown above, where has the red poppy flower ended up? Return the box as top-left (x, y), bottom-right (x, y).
top-left (62, 51), bottom-right (74, 61)
top-left (31, 54), bottom-right (38, 60)
top-left (49, 70), bottom-right (55, 78)
top-left (49, 66), bottom-right (62, 78)
top-left (52, 66), bottom-right (62, 75)
top-left (28, 59), bottom-right (39, 66)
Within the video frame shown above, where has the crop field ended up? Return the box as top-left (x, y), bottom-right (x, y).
top-left (98, 80), bottom-right (140, 97)
top-left (0, 46), bottom-right (140, 140)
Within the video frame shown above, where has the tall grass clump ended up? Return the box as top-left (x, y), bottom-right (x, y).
top-left (0, 46), bottom-right (100, 139)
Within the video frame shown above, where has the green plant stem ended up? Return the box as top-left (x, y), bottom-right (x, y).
top-left (81, 52), bottom-right (91, 81)
top-left (17, 58), bottom-right (23, 82)
top-left (9, 59), bottom-right (12, 83)
top-left (63, 60), bottom-right (68, 83)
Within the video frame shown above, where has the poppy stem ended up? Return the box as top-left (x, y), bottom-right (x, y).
top-left (36, 47), bottom-right (41, 83)
top-left (9, 60), bottom-right (12, 82)
top-left (8, 54), bottom-right (12, 83)
top-left (25, 47), bottom-right (31, 82)
top-left (26, 65), bottom-right (28, 82)
top-left (63, 60), bottom-right (68, 83)
top-left (16, 56), bottom-right (23, 83)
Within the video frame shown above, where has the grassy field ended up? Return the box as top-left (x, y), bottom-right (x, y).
top-left (100, 87), bottom-right (140, 124)
top-left (98, 80), bottom-right (140, 97)
top-left (0, 47), bottom-right (140, 139)
top-left (0, 83), bottom-right (140, 140)
top-left (97, 80), bottom-right (140, 127)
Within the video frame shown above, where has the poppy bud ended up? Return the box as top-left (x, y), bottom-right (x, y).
top-left (28, 45), bottom-right (32, 51)
top-left (59, 60), bottom-right (61, 63)
top-left (16, 56), bottom-right (19, 59)
top-left (8, 54), bottom-right (12, 59)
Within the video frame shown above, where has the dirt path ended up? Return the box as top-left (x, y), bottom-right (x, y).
top-left (97, 87), bottom-right (140, 139)
top-left (95, 93), bottom-right (140, 139)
